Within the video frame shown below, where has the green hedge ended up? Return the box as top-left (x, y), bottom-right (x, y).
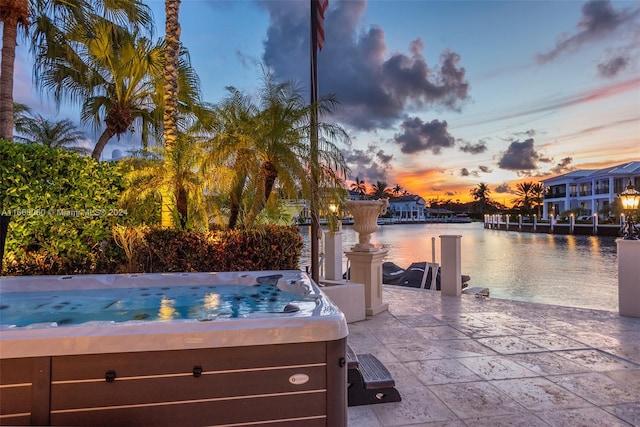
top-left (1, 140), bottom-right (126, 274)
top-left (0, 140), bottom-right (303, 276)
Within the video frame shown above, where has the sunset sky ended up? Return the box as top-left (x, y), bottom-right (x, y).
top-left (12, 0), bottom-right (640, 204)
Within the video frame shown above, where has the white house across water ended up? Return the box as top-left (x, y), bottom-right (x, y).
top-left (542, 161), bottom-right (640, 219)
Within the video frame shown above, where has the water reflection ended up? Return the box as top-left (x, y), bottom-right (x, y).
top-left (300, 222), bottom-right (619, 312)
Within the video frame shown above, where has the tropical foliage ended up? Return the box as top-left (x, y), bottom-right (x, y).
top-left (350, 176), bottom-right (366, 198)
top-left (369, 180), bottom-right (392, 199)
top-left (513, 181), bottom-right (544, 216)
top-left (14, 113), bottom-right (88, 155)
top-left (470, 182), bottom-right (491, 214)
top-left (0, 140), bottom-right (126, 273)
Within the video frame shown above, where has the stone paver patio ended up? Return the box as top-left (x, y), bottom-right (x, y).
top-left (346, 286), bottom-right (640, 427)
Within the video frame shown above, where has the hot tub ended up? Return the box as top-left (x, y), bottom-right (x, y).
top-left (0, 271), bottom-right (348, 426)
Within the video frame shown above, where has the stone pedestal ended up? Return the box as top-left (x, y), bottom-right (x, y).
top-left (440, 235), bottom-right (462, 297)
top-left (345, 249), bottom-right (389, 315)
top-left (617, 239), bottom-right (640, 318)
top-left (324, 231), bottom-right (343, 281)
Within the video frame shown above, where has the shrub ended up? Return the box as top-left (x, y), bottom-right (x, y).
top-left (1, 140), bottom-right (126, 274)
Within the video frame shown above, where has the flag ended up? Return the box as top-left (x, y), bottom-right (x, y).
top-left (317, 0), bottom-right (329, 51)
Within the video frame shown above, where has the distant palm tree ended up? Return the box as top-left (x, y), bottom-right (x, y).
top-left (513, 181), bottom-right (535, 215)
top-left (470, 182), bottom-right (491, 214)
top-left (392, 184), bottom-right (402, 197)
top-left (369, 180), bottom-right (392, 199)
top-left (14, 114), bottom-right (89, 155)
top-left (531, 183), bottom-right (544, 217)
top-left (350, 176), bottom-right (366, 198)
top-left (13, 102), bottom-right (32, 134)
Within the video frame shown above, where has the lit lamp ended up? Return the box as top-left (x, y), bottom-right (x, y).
top-left (619, 180), bottom-right (640, 240)
top-left (328, 202), bottom-right (340, 232)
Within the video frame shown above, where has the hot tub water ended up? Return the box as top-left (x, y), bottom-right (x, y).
top-left (0, 274), bottom-right (313, 327)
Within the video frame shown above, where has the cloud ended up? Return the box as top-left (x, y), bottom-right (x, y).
top-left (550, 157), bottom-right (575, 175)
top-left (537, 0), bottom-right (640, 64)
top-left (494, 183), bottom-right (512, 194)
top-left (343, 144), bottom-right (393, 183)
top-left (452, 77), bottom-right (640, 129)
top-left (393, 117), bottom-right (455, 154)
top-left (597, 55), bottom-right (629, 77)
top-left (498, 138), bottom-right (540, 171)
top-left (259, 0), bottom-right (469, 130)
top-left (460, 168), bottom-right (470, 177)
top-left (458, 140), bottom-right (487, 154)
top-left (478, 165), bottom-right (492, 173)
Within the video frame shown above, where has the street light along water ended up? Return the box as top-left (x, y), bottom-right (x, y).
top-left (299, 222), bottom-right (618, 312)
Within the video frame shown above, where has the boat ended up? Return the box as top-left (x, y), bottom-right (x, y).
top-left (382, 261), bottom-right (470, 290)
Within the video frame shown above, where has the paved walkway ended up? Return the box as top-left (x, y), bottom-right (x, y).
top-left (347, 286), bottom-right (640, 426)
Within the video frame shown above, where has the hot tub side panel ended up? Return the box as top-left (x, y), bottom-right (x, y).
top-left (0, 357), bottom-right (51, 426)
top-left (1, 340), bottom-right (347, 427)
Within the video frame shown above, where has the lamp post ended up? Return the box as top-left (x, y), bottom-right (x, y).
top-left (619, 180), bottom-right (640, 240)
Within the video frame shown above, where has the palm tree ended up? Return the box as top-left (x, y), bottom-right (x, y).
top-left (14, 114), bottom-right (89, 155)
top-left (203, 87), bottom-right (260, 229)
top-left (369, 180), bottom-right (392, 199)
top-left (0, 0), bottom-right (152, 142)
top-left (0, 0), bottom-right (29, 140)
top-left (531, 182), bottom-right (544, 217)
top-left (13, 102), bottom-right (32, 134)
top-left (392, 184), bottom-right (402, 197)
top-left (163, 0), bottom-right (181, 150)
top-left (513, 181), bottom-right (535, 215)
top-left (470, 182), bottom-right (491, 214)
top-left (122, 133), bottom-right (206, 230)
top-left (350, 176), bottom-right (366, 198)
top-left (203, 69), bottom-right (349, 229)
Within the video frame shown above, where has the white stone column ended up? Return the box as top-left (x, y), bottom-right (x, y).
top-left (324, 231), bottom-right (343, 281)
top-left (617, 239), bottom-right (640, 317)
top-left (440, 235), bottom-right (462, 297)
top-left (344, 249), bottom-right (389, 315)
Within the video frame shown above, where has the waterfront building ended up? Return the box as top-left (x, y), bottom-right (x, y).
top-left (387, 195), bottom-right (427, 222)
top-left (542, 161), bottom-right (640, 219)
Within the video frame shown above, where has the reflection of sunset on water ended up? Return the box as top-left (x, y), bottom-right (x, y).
top-left (302, 222), bottom-right (618, 311)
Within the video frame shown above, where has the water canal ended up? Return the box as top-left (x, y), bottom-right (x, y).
top-left (300, 221), bottom-right (619, 312)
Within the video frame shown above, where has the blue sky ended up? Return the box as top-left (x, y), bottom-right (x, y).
top-left (13, 0), bottom-right (640, 203)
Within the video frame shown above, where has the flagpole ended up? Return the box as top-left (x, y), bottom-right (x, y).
top-left (309, 0), bottom-right (320, 283)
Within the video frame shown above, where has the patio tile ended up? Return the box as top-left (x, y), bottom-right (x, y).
top-left (537, 406), bottom-right (634, 427)
top-left (348, 405), bottom-right (382, 427)
top-left (555, 349), bottom-right (639, 371)
top-left (346, 286), bottom-right (640, 427)
top-left (548, 372), bottom-right (640, 405)
top-left (491, 377), bottom-right (591, 412)
top-left (600, 343), bottom-right (640, 365)
top-left (414, 325), bottom-right (470, 341)
top-left (394, 313), bottom-right (446, 328)
top-left (368, 325), bottom-right (425, 345)
top-left (404, 359), bottom-right (482, 385)
top-left (456, 355), bottom-right (539, 380)
top-left (603, 403), bottom-right (640, 426)
top-left (460, 413), bottom-right (550, 427)
top-left (386, 340), bottom-right (448, 362)
top-left (371, 386), bottom-right (458, 426)
top-left (431, 337), bottom-right (498, 358)
top-left (476, 335), bottom-right (547, 354)
top-left (519, 333), bottom-right (589, 351)
top-left (507, 352), bottom-right (590, 376)
top-left (430, 381), bottom-right (526, 419)
top-left (570, 331), bottom-right (626, 348)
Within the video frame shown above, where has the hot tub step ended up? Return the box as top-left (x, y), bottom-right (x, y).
top-left (347, 348), bottom-right (401, 406)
